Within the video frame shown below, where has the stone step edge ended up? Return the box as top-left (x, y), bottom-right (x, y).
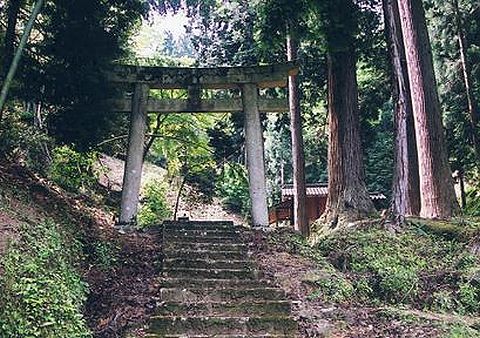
top-left (149, 315), bottom-right (296, 322)
top-left (160, 287), bottom-right (285, 293)
top-left (162, 267), bottom-right (257, 273)
top-left (163, 258), bottom-right (252, 264)
top-left (159, 277), bottom-right (275, 286)
top-left (146, 335), bottom-right (295, 338)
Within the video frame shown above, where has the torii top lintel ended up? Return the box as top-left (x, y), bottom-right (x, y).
top-left (109, 62), bottom-right (299, 89)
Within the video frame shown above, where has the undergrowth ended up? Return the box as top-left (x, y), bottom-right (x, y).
top-left (270, 222), bottom-right (480, 318)
top-left (316, 222), bottom-right (480, 314)
top-left (138, 180), bottom-right (171, 227)
top-left (0, 220), bottom-right (91, 337)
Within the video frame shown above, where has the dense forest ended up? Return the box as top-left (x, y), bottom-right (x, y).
top-left (0, 0), bottom-right (479, 337)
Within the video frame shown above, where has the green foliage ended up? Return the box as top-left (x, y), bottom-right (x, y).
top-left (458, 282), bottom-right (479, 314)
top-left (465, 186), bottom-right (480, 216)
top-left (432, 290), bottom-right (456, 313)
top-left (307, 275), bottom-right (354, 303)
top-left (217, 163), bottom-right (250, 217)
top-left (316, 225), bottom-right (480, 313)
top-left (92, 240), bottom-right (119, 271)
top-left (149, 111), bottom-right (217, 195)
top-left (447, 325), bottom-right (480, 338)
top-left (0, 110), bottom-right (53, 172)
top-left (138, 180), bottom-right (171, 227)
top-left (0, 221), bottom-right (90, 337)
top-left (48, 146), bottom-right (100, 194)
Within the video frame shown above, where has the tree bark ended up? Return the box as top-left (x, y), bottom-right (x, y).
top-left (453, 0), bottom-right (480, 163)
top-left (397, 0), bottom-right (459, 219)
top-left (3, 0), bottom-right (23, 76)
top-left (383, 0), bottom-right (420, 218)
top-left (320, 48), bottom-right (375, 228)
top-left (286, 28), bottom-right (308, 237)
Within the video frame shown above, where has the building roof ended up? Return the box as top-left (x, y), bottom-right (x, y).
top-left (281, 184), bottom-right (387, 200)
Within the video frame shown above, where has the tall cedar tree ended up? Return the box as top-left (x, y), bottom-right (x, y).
top-left (317, 0), bottom-right (375, 228)
top-left (287, 27), bottom-right (308, 236)
top-left (397, 0), bottom-right (459, 218)
top-left (383, 0), bottom-right (420, 219)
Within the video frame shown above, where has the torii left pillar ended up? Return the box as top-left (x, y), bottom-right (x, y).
top-left (242, 83), bottom-right (269, 227)
top-left (119, 83), bottom-right (149, 226)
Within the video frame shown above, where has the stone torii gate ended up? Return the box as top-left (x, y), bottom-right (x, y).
top-left (109, 63), bottom-right (299, 227)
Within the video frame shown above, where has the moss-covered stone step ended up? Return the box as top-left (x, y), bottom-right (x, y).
top-left (163, 221), bottom-right (235, 230)
top-left (164, 228), bottom-right (240, 238)
top-left (163, 235), bottom-right (240, 244)
top-left (159, 287), bottom-right (285, 303)
top-left (148, 316), bottom-right (298, 336)
top-left (157, 300), bottom-right (292, 317)
top-left (160, 277), bottom-right (275, 289)
top-left (162, 267), bottom-right (261, 280)
top-left (163, 258), bottom-right (252, 270)
top-left (164, 242), bottom-right (248, 252)
top-left (146, 334), bottom-right (296, 338)
top-left (163, 249), bottom-right (249, 261)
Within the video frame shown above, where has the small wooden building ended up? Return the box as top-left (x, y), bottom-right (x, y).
top-left (268, 184), bottom-right (387, 226)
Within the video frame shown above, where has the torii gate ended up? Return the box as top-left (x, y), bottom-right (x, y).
top-left (109, 62), bottom-right (299, 227)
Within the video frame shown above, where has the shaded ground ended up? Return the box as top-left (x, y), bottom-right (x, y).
top-left (85, 230), bottom-right (161, 337)
top-left (243, 228), bottom-right (480, 338)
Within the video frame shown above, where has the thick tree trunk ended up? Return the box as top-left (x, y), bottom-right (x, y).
top-left (383, 0), bottom-right (420, 218)
top-left (318, 49), bottom-right (375, 229)
top-left (397, 0), bottom-right (459, 219)
top-left (3, 0), bottom-right (23, 76)
top-left (286, 30), bottom-right (308, 237)
top-left (453, 0), bottom-right (480, 163)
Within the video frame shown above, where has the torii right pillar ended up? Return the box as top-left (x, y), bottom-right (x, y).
top-left (242, 83), bottom-right (269, 227)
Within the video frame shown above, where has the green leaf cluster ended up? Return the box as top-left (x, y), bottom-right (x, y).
top-left (0, 221), bottom-right (90, 337)
top-left (138, 180), bottom-right (172, 227)
top-left (48, 145), bottom-right (100, 194)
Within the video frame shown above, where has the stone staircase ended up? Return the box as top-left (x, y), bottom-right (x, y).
top-left (145, 220), bottom-right (299, 337)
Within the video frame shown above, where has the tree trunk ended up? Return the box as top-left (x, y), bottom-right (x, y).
top-left (459, 169), bottom-right (466, 209)
top-left (318, 48), bottom-right (375, 229)
top-left (286, 28), bottom-right (308, 237)
top-left (397, 0), bottom-right (459, 219)
top-left (174, 175), bottom-right (187, 221)
top-left (453, 0), bottom-right (480, 163)
top-left (383, 0), bottom-right (420, 219)
top-left (3, 0), bottom-right (23, 76)
top-left (0, 0), bottom-right (44, 120)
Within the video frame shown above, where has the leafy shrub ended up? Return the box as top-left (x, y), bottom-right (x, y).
top-left (216, 163), bottom-right (250, 217)
top-left (458, 282), bottom-right (479, 314)
top-left (0, 221), bottom-right (91, 337)
top-left (0, 110), bottom-right (53, 172)
top-left (48, 145), bottom-right (100, 193)
top-left (138, 180), bottom-right (171, 227)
